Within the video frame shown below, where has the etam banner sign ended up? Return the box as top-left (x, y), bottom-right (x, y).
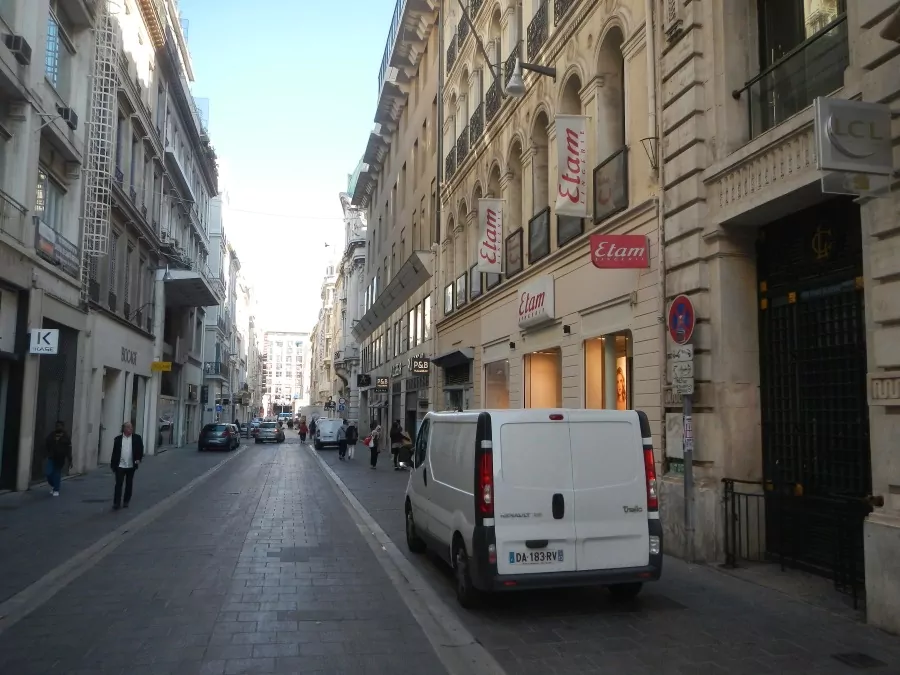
top-left (517, 276), bottom-right (556, 329)
top-left (476, 198), bottom-right (503, 274)
top-left (590, 234), bottom-right (650, 269)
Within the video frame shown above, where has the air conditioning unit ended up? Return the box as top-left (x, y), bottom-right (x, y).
top-left (3, 34), bottom-right (32, 66)
top-left (65, 162), bottom-right (81, 180)
top-left (56, 106), bottom-right (78, 131)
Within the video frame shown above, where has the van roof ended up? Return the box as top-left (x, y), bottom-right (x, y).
top-left (426, 408), bottom-right (651, 436)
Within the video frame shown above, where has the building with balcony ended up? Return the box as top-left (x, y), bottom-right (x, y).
top-left (308, 262), bottom-right (339, 406)
top-left (262, 331), bottom-right (309, 417)
top-left (202, 192), bottom-right (231, 425)
top-left (349, 0), bottom-right (440, 433)
top-left (434, 0), bottom-right (663, 435)
top-left (656, 0), bottom-right (900, 634)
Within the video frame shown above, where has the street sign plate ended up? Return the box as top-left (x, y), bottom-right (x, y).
top-left (151, 361), bottom-right (172, 372)
top-left (338, 403), bottom-right (346, 412)
top-left (671, 344), bottom-right (694, 395)
top-left (29, 329), bottom-right (59, 354)
top-left (338, 397), bottom-right (346, 405)
top-left (668, 295), bottom-right (695, 345)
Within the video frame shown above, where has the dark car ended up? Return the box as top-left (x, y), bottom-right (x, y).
top-left (198, 423), bottom-right (239, 451)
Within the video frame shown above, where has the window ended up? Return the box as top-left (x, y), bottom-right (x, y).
top-left (528, 207), bottom-right (551, 264)
top-left (444, 283), bottom-right (454, 314)
top-left (484, 359), bottom-right (510, 408)
top-left (414, 419), bottom-right (430, 467)
top-left (524, 349), bottom-right (562, 408)
top-left (423, 296), bottom-right (431, 341)
top-left (108, 232), bottom-right (119, 294)
top-left (124, 246), bottom-right (132, 303)
top-left (505, 229), bottom-right (523, 277)
top-left (130, 135), bottom-right (139, 188)
top-left (485, 272), bottom-right (501, 291)
top-left (415, 303), bottom-right (423, 346)
top-left (44, 9), bottom-right (73, 92)
top-left (35, 169), bottom-right (64, 231)
top-left (455, 273), bottom-right (467, 308)
top-left (584, 332), bottom-right (632, 410)
top-left (469, 265), bottom-right (482, 300)
top-left (408, 308), bottom-right (415, 349)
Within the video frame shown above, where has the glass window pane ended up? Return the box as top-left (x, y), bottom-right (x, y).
top-left (423, 296), bottom-right (432, 341)
top-left (484, 359), bottom-right (509, 408)
top-left (524, 349), bottom-right (562, 408)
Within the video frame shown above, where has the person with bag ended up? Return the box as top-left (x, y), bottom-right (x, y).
top-left (44, 420), bottom-right (73, 497)
top-left (345, 421), bottom-right (358, 459)
top-left (389, 420), bottom-right (403, 470)
top-left (110, 422), bottom-right (144, 510)
top-left (397, 429), bottom-right (413, 471)
top-left (367, 421), bottom-right (382, 470)
top-left (298, 419), bottom-right (308, 442)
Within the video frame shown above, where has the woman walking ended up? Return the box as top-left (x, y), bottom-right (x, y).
top-left (368, 422), bottom-right (382, 470)
top-left (389, 420), bottom-right (403, 471)
top-left (345, 421), bottom-right (358, 459)
top-left (298, 419), bottom-right (308, 442)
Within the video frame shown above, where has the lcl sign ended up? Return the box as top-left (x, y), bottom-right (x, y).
top-left (815, 97), bottom-right (893, 176)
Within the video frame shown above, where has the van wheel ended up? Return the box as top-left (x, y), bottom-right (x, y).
top-left (405, 506), bottom-right (426, 554)
top-left (607, 582), bottom-right (643, 601)
top-left (453, 542), bottom-right (479, 609)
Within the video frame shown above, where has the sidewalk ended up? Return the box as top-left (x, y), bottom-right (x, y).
top-left (0, 445), bottom-right (233, 605)
top-left (317, 447), bottom-right (900, 675)
top-left (0, 438), bottom-right (450, 675)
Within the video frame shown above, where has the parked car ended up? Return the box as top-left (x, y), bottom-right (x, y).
top-left (198, 423), bottom-right (239, 452)
top-left (314, 418), bottom-right (343, 450)
top-left (255, 421), bottom-right (285, 444)
top-left (403, 409), bottom-right (662, 608)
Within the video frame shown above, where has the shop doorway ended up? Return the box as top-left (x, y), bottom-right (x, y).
top-left (757, 198), bottom-right (871, 592)
top-left (32, 320), bottom-right (78, 482)
top-left (524, 349), bottom-right (562, 408)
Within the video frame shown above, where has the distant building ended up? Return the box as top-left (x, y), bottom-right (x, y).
top-left (262, 331), bottom-right (309, 416)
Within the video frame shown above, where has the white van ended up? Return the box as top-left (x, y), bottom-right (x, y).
top-left (403, 409), bottom-right (662, 607)
top-left (314, 418), bottom-right (343, 450)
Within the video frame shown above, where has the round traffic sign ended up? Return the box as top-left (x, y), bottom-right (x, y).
top-left (338, 397), bottom-right (346, 405)
top-left (668, 295), bottom-right (695, 345)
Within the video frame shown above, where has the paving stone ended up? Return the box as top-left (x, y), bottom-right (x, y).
top-left (0, 438), bottom-right (449, 675)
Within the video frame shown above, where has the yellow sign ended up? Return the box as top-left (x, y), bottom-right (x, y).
top-left (151, 361), bottom-right (172, 372)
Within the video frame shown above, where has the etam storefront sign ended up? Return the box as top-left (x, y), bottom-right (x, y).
top-left (517, 276), bottom-right (556, 329)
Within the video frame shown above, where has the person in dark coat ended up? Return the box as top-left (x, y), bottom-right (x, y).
top-left (45, 421), bottom-right (72, 497)
top-left (110, 422), bottom-right (144, 510)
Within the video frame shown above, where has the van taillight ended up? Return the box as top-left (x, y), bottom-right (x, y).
top-left (477, 452), bottom-right (494, 517)
top-left (643, 445), bottom-right (658, 511)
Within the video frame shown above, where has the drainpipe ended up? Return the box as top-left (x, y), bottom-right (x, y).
top-left (647, 0), bottom-right (668, 463)
top-left (433, 5), bottom-right (445, 412)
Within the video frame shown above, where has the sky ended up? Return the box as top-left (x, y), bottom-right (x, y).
top-left (177, 0), bottom-right (393, 334)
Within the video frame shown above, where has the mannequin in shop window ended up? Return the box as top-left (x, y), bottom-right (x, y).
top-left (616, 366), bottom-right (627, 411)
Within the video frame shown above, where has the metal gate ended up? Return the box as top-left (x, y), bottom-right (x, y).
top-left (757, 199), bottom-right (871, 593)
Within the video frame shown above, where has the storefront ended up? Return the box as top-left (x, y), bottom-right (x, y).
top-left (86, 312), bottom-right (154, 467)
top-left (434, 205), bottom-right (660, 424)
top-left (405, 354), bottom-right (430, 439)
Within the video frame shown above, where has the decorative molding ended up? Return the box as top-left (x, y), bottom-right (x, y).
top-left (663, 0), bottom-right (684, 42)
top-left (869, 371), bottom-right (900, 406)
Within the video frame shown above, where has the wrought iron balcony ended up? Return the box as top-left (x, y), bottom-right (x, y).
top-left (554, 0), bottom-right (576, 25)
top-left (447, 33), bottom-right (457, 73)
top-left (470, 0), bottom-right (484, 16)
top-left (469, 103), bottom-right (484, 145)
top-left (458, 15), bottom-right (469, 46)
top-left (203, 361), bottom-right (230, 379)
top-left (0, 188), bottom-right (27, 244)
top-left (504, 43), bottom-right (520, 92)
top-left (527, 1), bottom-right (549, 60)
top-left (114, 167), bottom-right (124, 186)
top-left (734, 13), bottom-right (848, 140)
top-left (108, 292), bottom-right (117, 312)
top-left (445, 146), bottom-right (457, 181)
top-left (457, 126), bottom-right (470, 164)
top-left (485, 80), bottom-right (501, 123)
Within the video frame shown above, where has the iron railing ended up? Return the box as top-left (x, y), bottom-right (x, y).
top-left (470, 0), bottom-right (484, 16)
top-left (554, 0), bottom-right (576, 25)
top-left (733, 14), bottom-right (848, 139)
top-left (458, 14), bottom-right (469, 46)
top-left (504, 42), bottom-right (520, 92)
top-left (485, 80), bottom-right (501, 123)
top-left (527, 1), bottom-right (548, 60)
top-left (722, 478), bottom-right (873, 609)
top-left (204, 360), bottom-right (230, 378)
top-left (377, 0), bottom-right (404, 94)
top-left (445, 147), bottom-right (457, 181)
top-left (470, 102), bottom-right (484, 145)
top-left (447, 32), bottom-right (457, 73)
top-left (0, 188), bottom-right (27, 244)
top-left (108, 291), bottom-right (117, 311)
top-left (457, 125), bottom-right (470, 163)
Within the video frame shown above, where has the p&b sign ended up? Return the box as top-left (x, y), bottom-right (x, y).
top-left (29, 329), bottom-right (59, 355)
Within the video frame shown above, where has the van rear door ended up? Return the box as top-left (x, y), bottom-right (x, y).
top-left (494, 416), bottom-right (577, 575)
top-left (567, 410), bottom-right (650, 571)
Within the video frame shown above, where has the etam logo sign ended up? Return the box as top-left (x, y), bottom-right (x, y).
top-left (517, 276), bottom-right (555, 329)
top-left (590, 234), bottom-right (650, 269)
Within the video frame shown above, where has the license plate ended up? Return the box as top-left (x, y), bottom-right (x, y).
top-left (509, 549), bottom-right (564, 565)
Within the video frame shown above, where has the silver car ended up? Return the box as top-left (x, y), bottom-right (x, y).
top-left (255, 421), bottom-right (285, 444)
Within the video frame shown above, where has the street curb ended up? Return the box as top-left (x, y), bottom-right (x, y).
top-left (306, 444), bottom-right (507, 675)
top-left (0, 445), bottom-right (250, 635)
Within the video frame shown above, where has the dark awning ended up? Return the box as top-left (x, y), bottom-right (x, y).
top-left (432, 347), bottom-right (474, 368)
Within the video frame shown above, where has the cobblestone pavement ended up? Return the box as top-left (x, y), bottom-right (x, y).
top-left (0, 444), bottom-right (235, 604)
top-left (0, 436), bottom-right (449, 675)
top-left (317, 445), bottom-right (900, 675)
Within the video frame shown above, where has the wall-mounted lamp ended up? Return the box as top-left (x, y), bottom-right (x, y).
top-left (505, 58), bottom-right (557, 98)
top-left (640, 136), bottom-right (659, 172)
top-left (563, 325), bottom-right (572, 335)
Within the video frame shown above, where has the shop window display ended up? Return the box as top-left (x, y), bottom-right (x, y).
top-left (484, 359), bottom-right (510, 408)
top-left (524, 349), bottom-right (562, 408)
top-left (584, 332), bottom-right (632, 410)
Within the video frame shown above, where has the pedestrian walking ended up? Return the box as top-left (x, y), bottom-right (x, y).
top-left (398, 429), bottom-right (413, 470)
top-left (390, 420), bottom-right (403, 470)
top-left (337, 419), bottom-right (348, 460)
top-left (44, 421), bottom-right (72, 497)
top-left (368, 422), bottom-right (382, 469)
top-left (345, 421), bottom-right (358, 459)
top-left (298, 419), bottom-right (308, 442)
top-left (110, 422), bottom-right (144, 510)
top-left (309, 418), bottom-right (317, 441)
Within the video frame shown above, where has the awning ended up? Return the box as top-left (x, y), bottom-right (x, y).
top-left (352, 251), bottom-right (434, 343)
top-left (164, 269), bottom-right (221, 307)
top-left (432, 347), bottom-right (474, 368)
